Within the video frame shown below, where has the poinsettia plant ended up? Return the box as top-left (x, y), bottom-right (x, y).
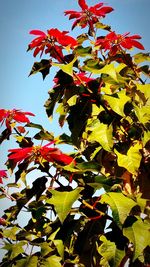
top-left (0, 0), bottom-right (150, 266)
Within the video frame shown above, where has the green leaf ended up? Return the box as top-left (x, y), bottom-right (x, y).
top-left (52, 57), bottom-right (77, 77)
top-left (13, 256), bottom-right (38, 267)
top-left (104, 90), bottom-right (130, 117)
top-left (41, 255), bottom-right (62, 267)
top-left (136, 83), bottom-right (150, 100)
top-left (100, 193), bottom-right (136, 227)
top-left (34, 130), bottom-right (54, 141)
top-left (46, 187), bottom-right (83, 223)
top-left (76, 161), bottom-right (101, 172)
top-left (98, 235), bottom-right (125, 267)
top-left (142, 131), bottom-right (150, 146)
top-left (83, 63), bottom-right (118, 81)
top-left (3, 241), bottom-right (27, 260)
top-left (41, 242), bottom-right (53, 257)
top-left (123, 218), bottom-right (150, 261)
top-left (95, 22), bottom-right (111, 31)
top-left (96, 64), bottom-right (118, 82)
top-left (67, 95), bottom-right (78, 106)
top-left (114, 142), bottom-right (142, 175)
top-left (74, 45), bottom-right (92, 57)
top-left (3, 226), bottom-right (20, 240)
top-left (53, 239), bottom-right (64, 260)
top-left (134, 104), bottom-right (150, 124)
top-left (87, 121), bottom-right (113, 152)
top-left (26, 122), bottom-right (44, 130)
top-left (29, 59), bottom-right (51, 79)
top-left (133, 52), bottom-right (150, 64)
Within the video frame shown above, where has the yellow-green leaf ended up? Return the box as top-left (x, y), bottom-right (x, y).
top-left (42, 255), bottom-right (62, 267)
top-left (100, 192), bottom-right (136, 226)
top-left (142, 131), bottom-right (150, 146)
top-left (67, 95), bottom-right (78, 106)
top-left (134, 104), bottom-right (150, 124)
top-left (88, 122), bottom-right (113, 152)
top-left (104, 90), bottom-right (130, 117)
top-left (136, 83), bottom-right (150, 100)
top-left (123, 218), bottom-right (150, 261)
top-left (46, 188), bottom-right (83, 223)
top-left (52, 57), bottom-right (77, 77)
top-left (98, 235), bottom-right (125, 267)
top-left (114, 142), bottom-right (142, 174)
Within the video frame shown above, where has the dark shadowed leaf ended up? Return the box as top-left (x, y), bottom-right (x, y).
top-left (29, 59), bottom-right (52, 79)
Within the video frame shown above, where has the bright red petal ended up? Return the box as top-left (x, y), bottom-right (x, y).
top-left (0, 109), bottom-right (7, 122)
top-left (8, 147), bottom-right (32, 163)
top-left (29, 30), bottom-right (46, 37)
top-left (95, 6), bottom-right (114, 17)
top-left (64, 10), bottom-right (82, 19)
top-left (129, 39), bottom-right (145, 50)
top-left (78, 0), bottom-right (88, 10)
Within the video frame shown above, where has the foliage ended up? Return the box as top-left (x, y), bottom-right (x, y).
top-left (0, 0), bottom-right (150, 266)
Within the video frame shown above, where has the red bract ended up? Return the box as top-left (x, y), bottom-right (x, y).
top-left (64, 0), bottom-right (113, 32)
top-left (0, 170), bottom-right (7, 184)
top-left (8, 143), bottom-right (75, 166)
top-left (29, 28), bottom-right (78, 60)
top-left (96, 31), bottom-right (145, 55)
top-left (0, 109), bottom-right (35, 130)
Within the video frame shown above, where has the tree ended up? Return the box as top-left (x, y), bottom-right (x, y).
top-left (0, 0), bottom-right (150, 266)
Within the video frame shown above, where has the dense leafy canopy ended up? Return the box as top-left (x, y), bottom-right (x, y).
top-left (0, 0), bottom-right (150, 266)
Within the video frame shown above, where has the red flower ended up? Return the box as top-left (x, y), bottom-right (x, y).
top-left (8, 147), bottom-right (33, 164)
top-left (29, 28), bottom-right (78, 60)
top-left (0, 170), bottom-right (7, 184)
top-left (0, 109), bottom-right (35, 130)
top-left (8, 143), bottom-right (75, 166)
top-left (96, 31), bottom-right (145, 55)
top-left (64, 0), bottom-right (113, 32)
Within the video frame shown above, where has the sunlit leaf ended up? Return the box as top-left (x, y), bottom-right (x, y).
top-left (87, 121), bottom-right (113, 152)
top-left (136, 84), bottom-right (150, 100)
top-left (100, 192), bottom-right (136, 226)
top-left (46, 187), bottom-right (83, 223)
top-left (104, 90), bottom-right (130, 117)
top-left (98, 235), bottom-right (125, 267)
top-left (3, 226), bottom-right (20, 240)
top-left (142, 131), bottom-right (150, 146)
top-left (52, 57), bottom-right (77, 77)
top-left (13, 256), bottom-right (38, 267)
top-left (41, 242), bottom-right (53, 257)
top-left (134, 104), bottom-right (150, 124)
top-left (3, 241), bottom-right (27, 260)
top-left (123, 218), bottom-right (150, 261)
top-left (41, 255), bottom-right (62, 267)
top-left (67, 95), bottom-right (78, 106)
top-left (114, 142), bottom-right (142, 175)
top-left (53, 239), bottom-right (64, 260)
top-left (133, 52), bottom-right (150, 64)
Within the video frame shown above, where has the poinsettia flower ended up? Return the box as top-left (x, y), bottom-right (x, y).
top-left (8, 143), bottom-right (75, 166)
top-left (95, 31), bottom-right (145, 55)
top-left (0, 109), bottom-right (35, 130)
top-left (29, 28), bottom-right (78, 60)
top-left (0, 170), bottom-right (7, 184)
top-left (64, 0), bottom-right (113, 33)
